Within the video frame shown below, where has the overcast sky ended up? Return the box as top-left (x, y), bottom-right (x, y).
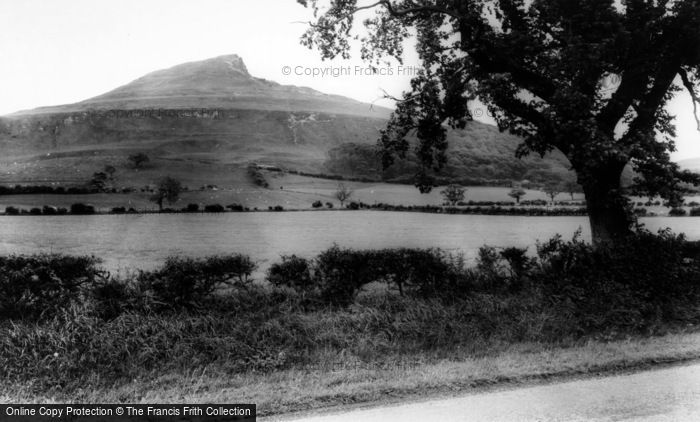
top-left (0, 0), bottom-right (698, 161)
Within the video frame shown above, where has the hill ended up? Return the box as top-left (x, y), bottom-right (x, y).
top-left (680, 157), bottom-right (700, 173)
top-left (0, 54), bottom-right (575, 188)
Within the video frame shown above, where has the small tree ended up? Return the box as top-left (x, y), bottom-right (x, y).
top-left (440, 184), bottom-right (465, 206)
top-left (543, 184), bottom-right (561, 204)
top-left (89, 172), bottom-right (108, 192)
top-left (150, 176), bottom-right (182, 211)
top-left (335, 183), bottom-right (353, 207)
top-left (128, 153), bottom-right (150, 169)
top-left (508, 188), bottom-right (527, 204)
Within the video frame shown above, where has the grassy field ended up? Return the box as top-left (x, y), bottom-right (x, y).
top-left (0, 169), bottom-right (589, 212)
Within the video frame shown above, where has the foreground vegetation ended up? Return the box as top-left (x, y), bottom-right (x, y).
top-left (1, 231), bottom-right (700, 414)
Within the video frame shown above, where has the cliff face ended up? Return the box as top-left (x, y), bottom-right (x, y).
top-left (0, 108), bottom-right (386, 156)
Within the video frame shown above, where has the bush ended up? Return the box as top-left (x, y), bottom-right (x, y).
top-left (312, 200), bottom-right (323, 208)
top-left (111, 207), bottom-right (126, 214)
top-left (669, 207), bottom-right (687, 216)
top-left (42, 206), bottom-right (58, 215)
top-left (137, 255), bottom-right (257, 308)
top-left (29, 208), bottom-right (42, 215)
top-left (314, 246), bottom-right (375, 306)
top-left (226, 203), bottom-right (244, 212)
top-left (374, 248), bottom-right (466, 298)
top-left (532, 230), bottom-right (700, 332)
top-left (184, 203), bottom-right (200, 212)
top-left (267, 255), bottom-right (313, 291)
top-left (325, 202), bottom-right (334, 208)
top-left (70, 203), bottom-right (95, 215)
top-left (690, 207), bottom-right (700, 216)
top-left (0, 255), bottom-right (102, 319)
top-left (5, 206), bottom-right (19, 215)
top-left (204, 204), bottom-right (225, 213)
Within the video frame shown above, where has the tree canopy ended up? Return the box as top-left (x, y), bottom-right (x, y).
top-left (298, 0), bottom-right (700, 243)
top-left (150, 176), bottom-right (182, 211)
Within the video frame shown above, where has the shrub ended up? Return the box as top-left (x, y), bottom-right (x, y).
top-left (690, 207), bottom-right (700, 216)
top-left (185, 203), bottom-right (200, 212)
top-left (273, 205), bottom-right (284, 211)
top-left (374, 248), bottom-right (465, 298)
top-left (312, 200), bottom-right (323, 208)
top-left (5, 206), bottom-right (19, 215)
top-left (111, 207), bottom-right (126, 214)
top-left (29, 208), bottom-right (42, 215)
top-left (314, 246), bottom-right (375, 306)
top-left (633, 208), bottom-right (648, 216)
top-left (325, 202), bottom-right (334, 208)
top-left (204, 204), bottom-right (225, 213)
top-left (532, 230), bottom-right (700, 332)
top-left (669, 207), bottom-right (687, 216)
top-left (0, 255), bottom-right (102, 319)
top-left (226, 203), bottom-right (244, 212)
top-left (137, 255), bottom-right (257, 308)
top-left (42, 206), bottom-right (58, 215)
top-left (347, 202), bottom-right (360, 210)
top-left (267, 255), bottom-right (313, 291)
top-left (70, 203), bottom-right (95, 215)
top-left (90, 277), bottom-right (155, 320)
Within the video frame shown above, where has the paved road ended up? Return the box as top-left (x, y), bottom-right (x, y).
top-left (281, 363), bottom-right (700, 421)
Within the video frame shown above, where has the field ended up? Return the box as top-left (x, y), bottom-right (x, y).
top-left (0, 168), bottom-right (586, 212)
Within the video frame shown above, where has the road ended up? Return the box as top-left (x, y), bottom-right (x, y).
top-left (280, 363), bottom-right (700, 422)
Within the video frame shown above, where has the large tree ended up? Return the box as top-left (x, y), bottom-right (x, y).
top-left (297, 0), bottom-right (700, 243)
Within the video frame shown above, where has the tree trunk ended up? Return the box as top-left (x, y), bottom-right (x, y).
top-left (581, 164), bottom-right (634, 245)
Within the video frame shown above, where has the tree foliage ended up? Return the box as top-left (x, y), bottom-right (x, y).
top-left (335, 183), bottom-right (354, 206)
top-left (298, 0), bottom-right (700, 243)
top-left (150, 176), bottom-right (182, 211)
top-left (508, 187), bottom-right (526, 203)
top-left (440, 183), bottom-right (466, 205)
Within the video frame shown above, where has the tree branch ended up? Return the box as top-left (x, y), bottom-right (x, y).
top-left (679, 67), bottom-right (700, 132)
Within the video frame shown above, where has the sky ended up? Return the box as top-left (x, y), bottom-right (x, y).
top-left (0, 0), bottom-right (698, 161)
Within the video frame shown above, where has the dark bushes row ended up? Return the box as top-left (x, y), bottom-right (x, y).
top-left (2, 232), bottom-right (700, 388)
top-left (268, 247), bottom-right (465, 306)
top-left (350, 202), bottom-right (588, 216)
top-left (0, 254), bottom-right (256, 320)
top-left (0, 185), bottom-right (100, 195)
top-left (267, 231), bottom-right (700, 331)
top-left (5, 204), bottom-right (96, 215)
top-left (3, 231), bottom-right (700, 332)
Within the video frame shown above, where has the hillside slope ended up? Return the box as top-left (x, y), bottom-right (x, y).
top-left (0, 54), bottom-right (574, 187)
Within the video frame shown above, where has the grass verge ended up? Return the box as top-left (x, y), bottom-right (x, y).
top-left (2, 329), bottom-right (699, 418)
